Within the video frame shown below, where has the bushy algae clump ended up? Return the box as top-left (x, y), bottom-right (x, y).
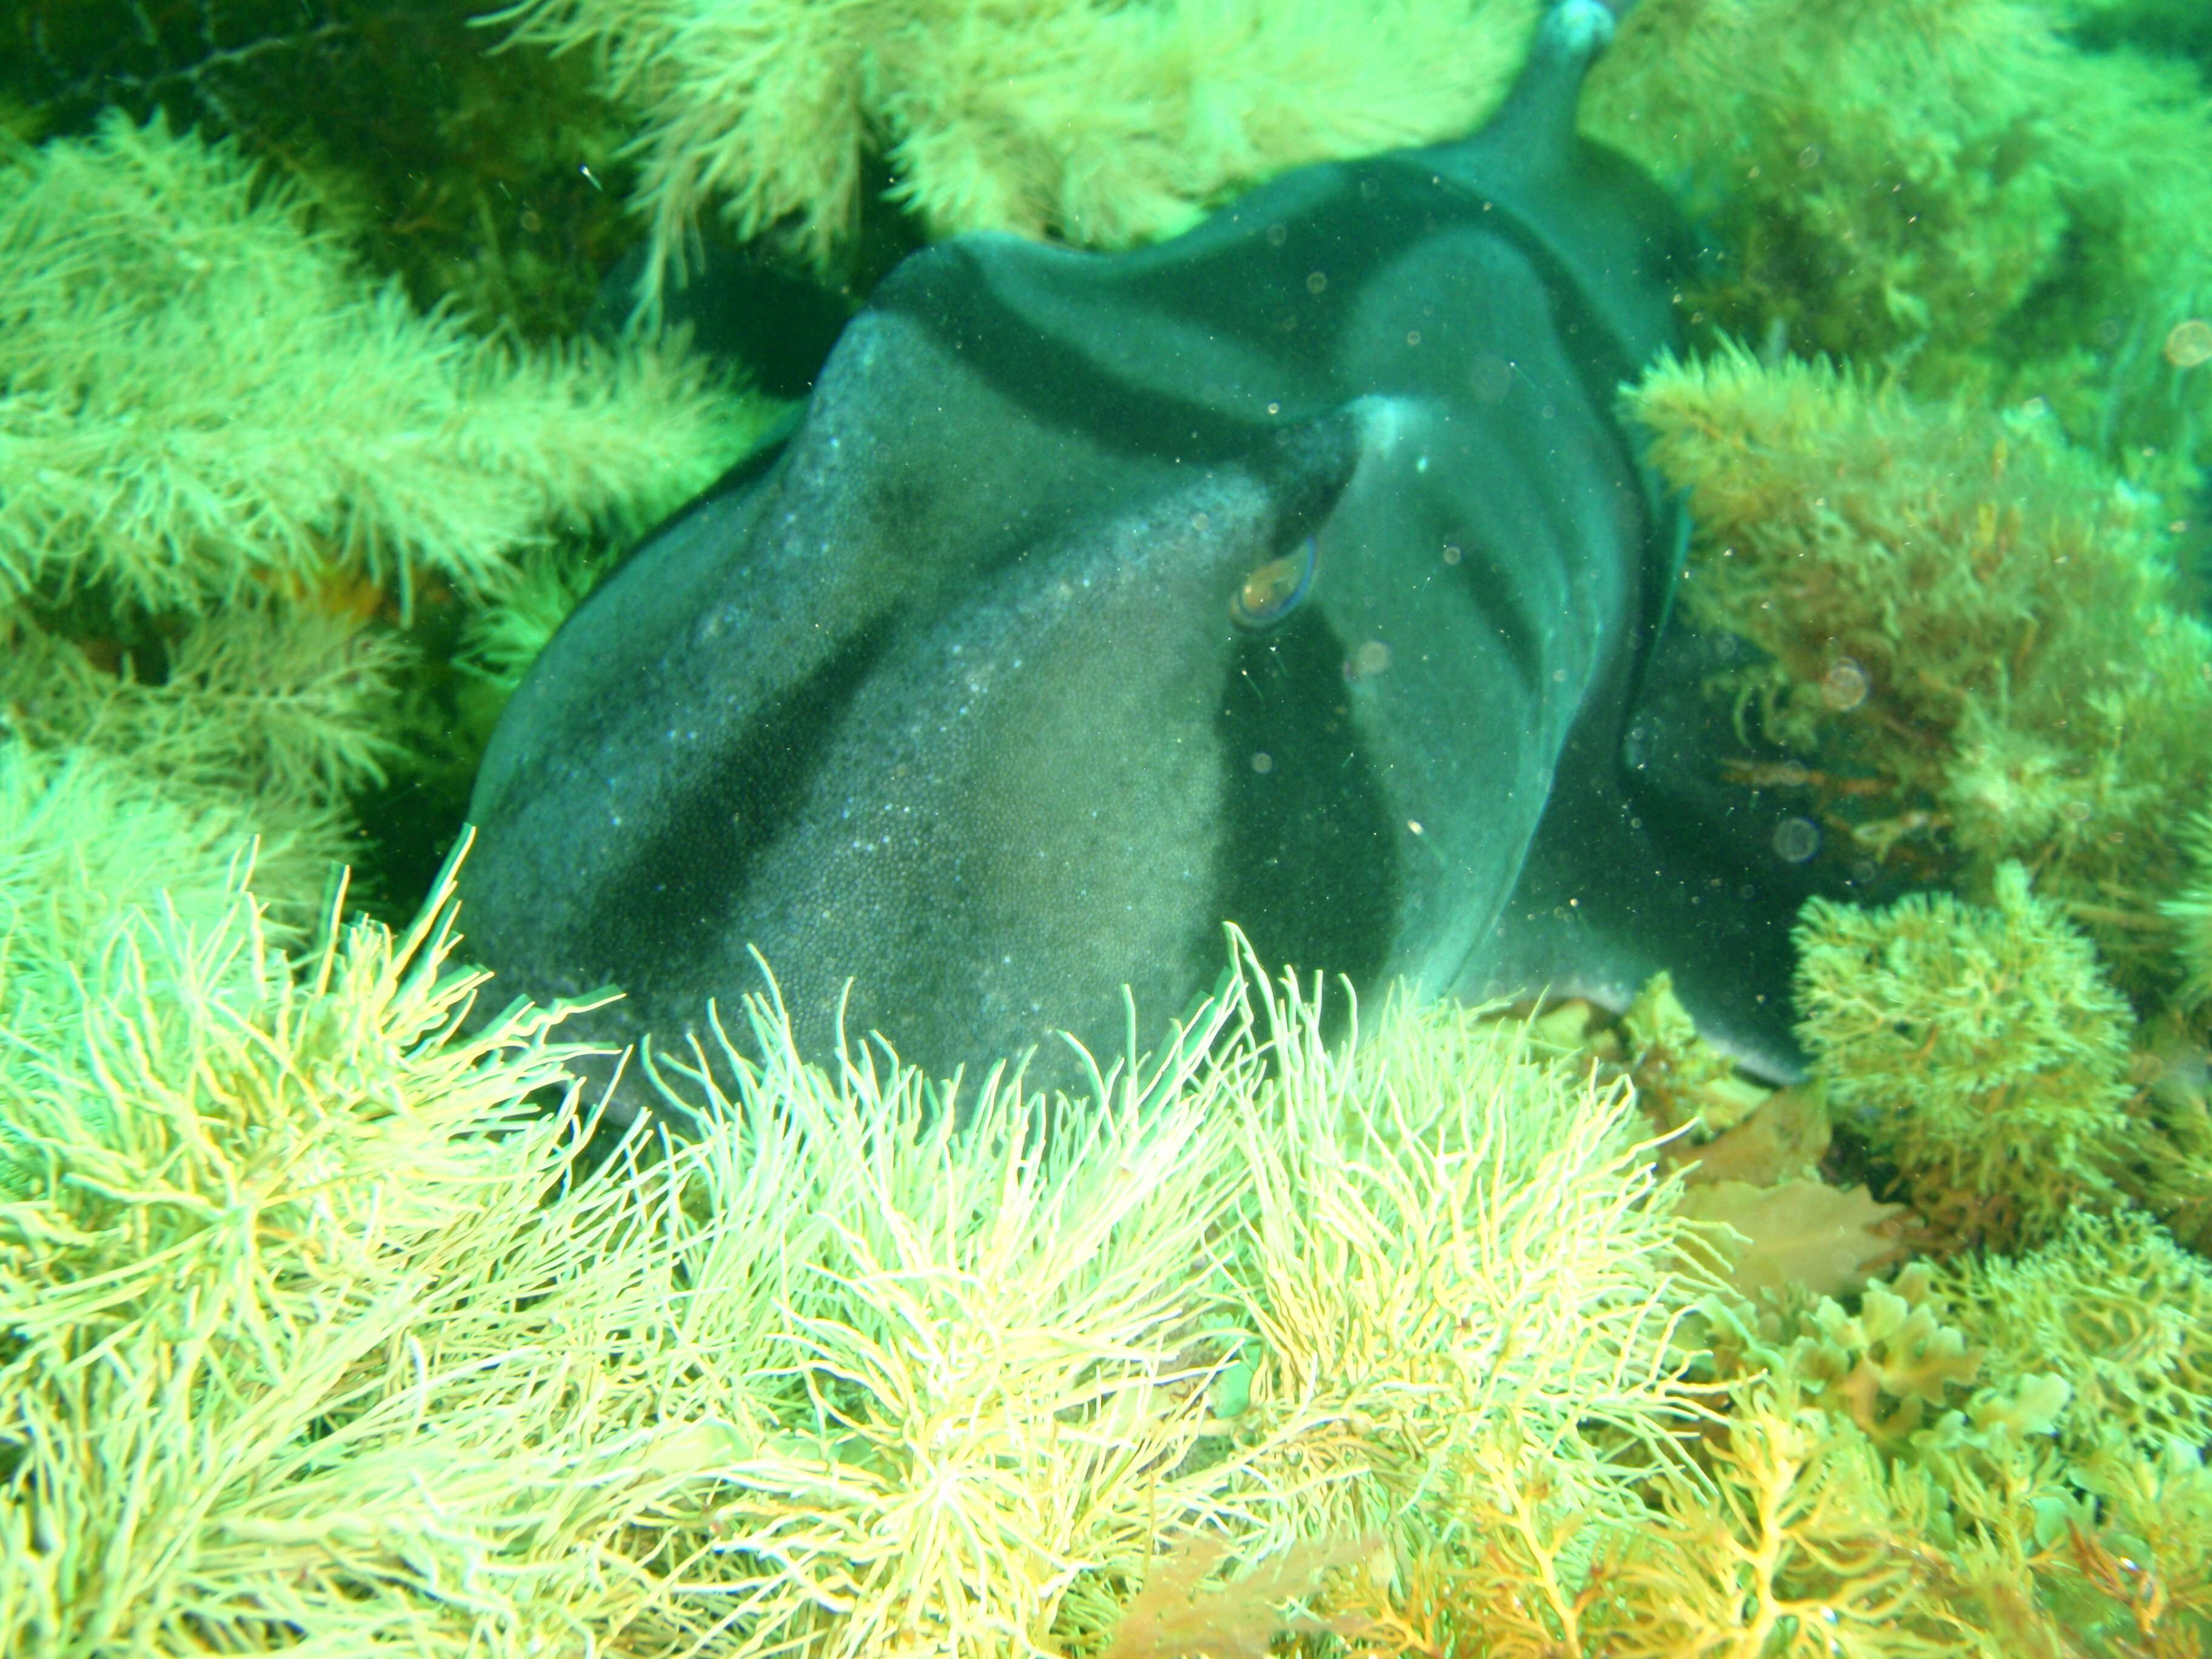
top-left (1942, 1207), bottom-right (2212, 1460)
top-left (0, 743), bottom-right (297, 1136)
top-left (0, 859), bottom-right (1727, 1656)
top-left (1657, 1215), bottom-right (2212, 1657)
top-left (2169, 805), bottom-right (2212, 1010)
top-left (1587, 0), bottom-right (2212, 495)
top-left (1792, 862), bottom-right (2137, 1246)
top-left (21, 843), bottom-right (2207, 1654)
top-left (0, 111), bottom-right (747, 615)
top-left (0, 109), bottom-right (773, 915)
top-left (483, 0), bottom-right (1544, 300)
top-left (1629, 346), bottom-right (2212, 988)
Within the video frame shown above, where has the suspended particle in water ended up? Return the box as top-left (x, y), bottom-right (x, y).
top-left (1469, 355), bottom-right (1513, 403)
top-left (1772, 816), bottom-right (1821, 864)
top-left (2165, 318), bottom-right (2212, 369)
top-left (1820, 657), bottom-right (1871, 712)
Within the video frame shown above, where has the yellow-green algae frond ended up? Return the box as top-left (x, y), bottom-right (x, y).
top-left (22, 832), bottom-right (2212, 1652)
top-left (480, 0), bottom-right (1545, 300)
top-left (1793, 861), bottom-right (2137, 1248)
top-left (1627, 344), bottom-right (2212, 993)
top-left (0, 111), bottom-right (751, 616)
top-left (0, 833), bottom-right (1721, 1654)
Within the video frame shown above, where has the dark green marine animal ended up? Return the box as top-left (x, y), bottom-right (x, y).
top-left (462, 0), bottom-right (1832, 1101)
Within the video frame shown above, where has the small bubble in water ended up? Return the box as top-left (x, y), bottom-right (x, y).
top-left (2165, 318), bottom-right (2212, 369)
top-left (1772, 816), bottom-right (1821, 863)
top-left (1250, 751), bottom-right (1273, 774)
top-left (1820, 657), bottom-right (1871, 711)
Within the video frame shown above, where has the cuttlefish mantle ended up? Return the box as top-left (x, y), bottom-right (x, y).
top-left (461, 0), bottom-right (1832, 1100)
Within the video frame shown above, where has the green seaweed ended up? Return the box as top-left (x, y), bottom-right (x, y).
top-left (480, 0), bottom-right (1547, 305)
top-left (1629, 346), bottom-right (2212, 990)
top-left (2168, 806), bottom-right (2212, 1010)
top-left (0, 0), bottom-right (2210, 1649)
top-left (1587, 0), bottom-right (2212, 501)
top-left (0, 109), bottom-right (770, 920)
top-left (1, 0), bottom-right (646, 341)
top-left (1794, 863), bottom-right (2137, 1248)
top-left (1941, 1207), bottom-right (2212, 1460)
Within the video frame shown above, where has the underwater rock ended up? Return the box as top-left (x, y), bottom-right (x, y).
top-left (463, 0), bottom-right (1828, 1100)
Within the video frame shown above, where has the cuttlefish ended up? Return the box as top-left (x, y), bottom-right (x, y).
top-left (461, 0), bottom-right (1831, 1103)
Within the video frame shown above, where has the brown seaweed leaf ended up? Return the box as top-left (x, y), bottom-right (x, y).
top-left (1098, 1533), bottom-right (1379, 1659)
top-left (1679, 1179), bottom-right (1907, 1301)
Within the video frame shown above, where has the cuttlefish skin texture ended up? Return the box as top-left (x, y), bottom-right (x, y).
top-left (463, 1), bottom-right (1808, 1090)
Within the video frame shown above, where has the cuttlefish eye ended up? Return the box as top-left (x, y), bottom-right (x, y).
top-left (1230, 535), bottom-right (1319, 631)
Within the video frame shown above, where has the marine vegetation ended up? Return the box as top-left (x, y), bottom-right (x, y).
top-left (0, 112), bottom-right (743, 614)
top-left (1628, 346), bottom-right (2212, 990)
top-left (0, 857), bottom-right (1726, 1655)
top-left (481, 0), bottom-right (1547, 298)
top-left (1792, 862), bottom-right (2137, 1248)
top-left (13, 845), bottom-right (2212, 1652)
top-left (1586, 0), bottom-right (2212, 497)
top-left (1942, 1206), bottom-right (2212, 1461)
top-left (2169, 805), bottom-right (2212, 1008)
top-left (4, 0), bottom-right (2212, 1651)
top-left (0, 0), bottom-right (651, 340)
top-left (0, 108), bottom-right (769, 913)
